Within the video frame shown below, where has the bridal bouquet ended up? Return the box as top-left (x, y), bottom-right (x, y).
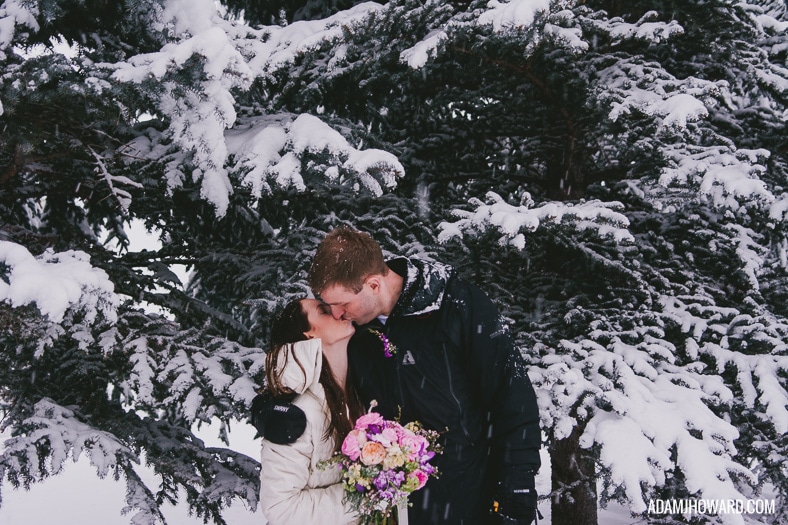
top-left (321, 402), bottom-right (442, 525)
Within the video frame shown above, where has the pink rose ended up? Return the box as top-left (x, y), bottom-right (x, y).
top-left (341, 429), bottom-right (367, 461)
top-left (399, 434), bottom-right (427, 460)
top-left (372, 427), bottom-right (398, 447)
top-left (359, 441), bottom-right (387, 466)
top-left (408, 470), bottom-right (429, 490)
top-left (354, 411), bottom-right (385, 431)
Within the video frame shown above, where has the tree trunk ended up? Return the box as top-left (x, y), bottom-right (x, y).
top-left (545, 136), bottom-right (588, 201)
top-left (550, 424), bottom-right (598, 525)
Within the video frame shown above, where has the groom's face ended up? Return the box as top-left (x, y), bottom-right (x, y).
top-left (320, 281), bottom-right (379, 325)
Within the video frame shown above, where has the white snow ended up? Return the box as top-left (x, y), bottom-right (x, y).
top-left (400, 0), bottom-right (555, 68)
top-left (2, 0), bottom-right (788, 523)
top-left (0, 420), bottom-right (264, 525)
top-left (438, 191), bottom-right (633, 247)
top-left (226, 113), bottom-right (404, 197)
top-left (0, 0), bottom-right (39, 60)
top-left (110, 9), bottom-right (255, 217)
top-left (160, 0), bottom-right (217, 35)
top-left (658, 93), bottom-right (709, 128)
top-left (111, 4), bottom-right (403, 214)
top-left (606, 13), bottom-right (684, 44)
top-left (2, 398), bottom-right (134, 480)
top-left (289, 113), bottom-right (355, 155)
top-left (400, 29), bottom-right (446, 69)
top-left (242, 2), bottom-right (383, 72)
top-left (0, 241), bottom-right (119, 324)
top-left (658, 144), bottom-right (775, 212)
top-left (478, 0), bottom-right (551, 32)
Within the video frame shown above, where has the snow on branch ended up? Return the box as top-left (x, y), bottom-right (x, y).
top-left (120, 466), bottom-right (166, 525)
top-left (0, 0), bottom-right (40, 61)
top-left (111, 1), bottom-right (398, 216)
top-left (703, 345), bottom-right (788, 434)
top-left (237, 2), bottom-right (384, 73)
top-left (0, 241), bottom-right (119, 326)
top-left (582, 366), bottom-right (753, 519)
top-left (658, 144), bottom-right (775, 212)
top-left (596, 10), bottom-right (684, 45)
top-left (123, 420), bottom-right (260, 524)
top-left (110, 9), bottom-right (254, 217)
top-left (89, 147), bottom-right (143, 211)
top-left (477, 0), bottom-right (551, 32)
top-left (664, 292), bottom-right (788, 428)
top-left (0, 398), bottom-right (136, 483)
top-left (659, 295), bottom-right (788, 434)
top-left (771, 196), bottom-right (788, 223)
top-left (532, 329), bottom-right (761, 523)
top-left (601, 62), bottom-right (721, 131)
top-left (400, 28), bottom-right (448, 69)
top-left (400, 0), bottom-right (686, 69)
top-left (401, 0), bottom-right (559, 69)
top-left (226, 113), bottom-right (404, 198)
top-left (438, 191), bottom-right (633, 249)
top-left (531, 272), bottom-right (788, 520)
top-left (120, 324), bottom-right (264, 425)
top-left (726, 223), bottom-right (768, 290)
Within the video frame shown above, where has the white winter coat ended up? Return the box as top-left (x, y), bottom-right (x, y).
top-left (259, 338), bottom-right (358, 525)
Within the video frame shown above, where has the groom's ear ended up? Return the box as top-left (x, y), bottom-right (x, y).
top-left (250, 392), bottom-right (307, 445)
top-left (365, 275), bottom-right (381, 294)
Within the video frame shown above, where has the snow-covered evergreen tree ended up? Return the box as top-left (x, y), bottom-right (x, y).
top-left (1, 0), bottom-right (787, 524)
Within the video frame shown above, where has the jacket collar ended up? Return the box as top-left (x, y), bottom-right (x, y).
top-left (275, 338), bottom-right (323, 394)
top-left (388, 257), bottom-right (455, 317)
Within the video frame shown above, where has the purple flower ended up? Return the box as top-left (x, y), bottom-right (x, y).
top-left (383, 340), bottom-right (395, 357)
top-left (370, 329), bottom-right (397, 358)
top-left (392, 471), bottom-right (406, 487)
top-left (373, 473), bottom-right (389, 491)
top-left (379, 489), bottom-right (395, 501)
top-left (355, 483), bottom-right (367, 493)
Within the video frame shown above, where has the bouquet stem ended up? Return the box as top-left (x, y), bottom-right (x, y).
top-left (368, 499), bottom-right (407, 525)
top-left (396, 498), bottom-right (409, 525)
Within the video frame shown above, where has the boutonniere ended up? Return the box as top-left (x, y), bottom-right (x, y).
top-left (369, 329), bottom-right (397, 358)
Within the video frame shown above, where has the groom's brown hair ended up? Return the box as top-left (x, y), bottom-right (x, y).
top-left (308, 226), bottom-right (389, 294)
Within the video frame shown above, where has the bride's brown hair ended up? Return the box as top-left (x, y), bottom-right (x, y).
top-left (266, 299), bottom-right (363, 451)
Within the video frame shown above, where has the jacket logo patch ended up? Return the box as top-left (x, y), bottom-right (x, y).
top-left (402, 350), bottom-right (416, 366)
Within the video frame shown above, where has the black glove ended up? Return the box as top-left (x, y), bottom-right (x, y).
top-left (249, 391), bottom-right (307, 445)
top-left (490, 481), bottom-right (538, 525)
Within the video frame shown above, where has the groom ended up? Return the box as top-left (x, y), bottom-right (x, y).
top-left (308, 226), bottom-right (541, 525)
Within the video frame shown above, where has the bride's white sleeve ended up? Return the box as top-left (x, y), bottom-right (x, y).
top-left (259, 419), bottom-right (356, 525)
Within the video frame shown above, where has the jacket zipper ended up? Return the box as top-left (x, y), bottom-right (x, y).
top-left (443, 342), bottom-right (472, 442)
top-left (389, 323), bottom-right (407, 412)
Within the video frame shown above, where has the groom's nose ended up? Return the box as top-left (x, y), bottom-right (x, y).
top-left (329, 305), bottom-right (346, 320)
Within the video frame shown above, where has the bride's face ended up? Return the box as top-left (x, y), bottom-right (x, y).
top-left (301, 299), bottom-right (355, 345)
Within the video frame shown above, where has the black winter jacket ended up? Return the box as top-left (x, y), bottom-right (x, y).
top-left (348, 257), bottom-right (541, 525)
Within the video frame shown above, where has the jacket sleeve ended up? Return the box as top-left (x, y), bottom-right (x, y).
top-left (448, 278), bottom-right (542, 492)
top-left (259, 419), bottom-right (356, 525)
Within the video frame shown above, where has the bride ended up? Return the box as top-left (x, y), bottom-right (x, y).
top-left (256, 298), bottom-right (364, 525)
